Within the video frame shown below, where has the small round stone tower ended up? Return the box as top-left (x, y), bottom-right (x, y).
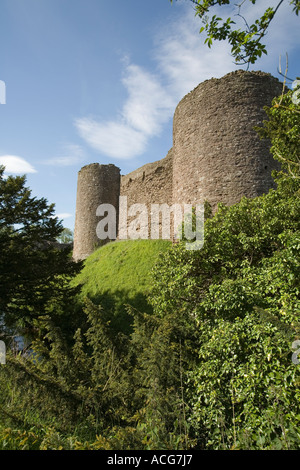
top-left (172, 70), bottom-right (283, 209)
top-left (73, 163), bottom-right (120, 261)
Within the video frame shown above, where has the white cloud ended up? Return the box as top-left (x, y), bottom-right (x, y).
top-left (75, 7), bottom-right (235, 161)
top-left (75, 118), bottom-right (148, 159)
top-left (74, 1), bottom-right (298, 161)
top-left (153, 7), bottom-right (234, 100)
top-left (0, 155), bottom-right (37, 174)
top-left (75, 63), bottom-right (175, 160)
top-left (44, 144), bottom-right (86, 166)
top-left (55, 213), bottom-right (73, 220)
top-left (121, 64), bottom-right (175, 135)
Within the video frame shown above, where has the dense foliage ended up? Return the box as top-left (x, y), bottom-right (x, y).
top-left (150, 86), bottom-right (300, 449)
top-left (151, 189), bottom-right (299, 449)
top-left (0, 87), bottom-right (299, 450)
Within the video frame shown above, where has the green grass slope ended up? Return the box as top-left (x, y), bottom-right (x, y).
top-left (73, 239), bottom-right (171, 333)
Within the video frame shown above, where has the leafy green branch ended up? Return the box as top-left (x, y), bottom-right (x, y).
top-left (170, 0), bottom-right (299, 66)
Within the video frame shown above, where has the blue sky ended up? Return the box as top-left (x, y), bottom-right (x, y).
top-left (0, 0), bottom-right (299, 230)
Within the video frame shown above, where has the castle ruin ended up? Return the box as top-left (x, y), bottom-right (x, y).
top-left (73, 70), bottom-right (283, 261)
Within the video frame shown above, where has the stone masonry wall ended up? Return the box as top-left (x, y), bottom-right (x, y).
top-left (172, 70), bottom-right (283, 210)
top-left (120, 149), bottom-right (173, 239)
top-left (73, 163), bottom-right (120, 261)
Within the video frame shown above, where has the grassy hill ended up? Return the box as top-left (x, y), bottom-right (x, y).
top-left (72, 239), bottom-right (171, 333)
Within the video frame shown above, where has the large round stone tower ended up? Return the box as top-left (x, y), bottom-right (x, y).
top-left (73, 163), bottom-right (120, 261)
top-left (172, 70), bottom-right (283, 209)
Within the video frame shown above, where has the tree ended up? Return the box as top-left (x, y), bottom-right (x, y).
top-left (256, 86), bottom-right (300, 184)
top-left (171, 0), bottom-right (300, 66)
top-left (145, 88), bottom-right (300, 449)
top-left (0, 166), bottom-right (82, 334)
top-left (57, 227), bottom-right (73, 244)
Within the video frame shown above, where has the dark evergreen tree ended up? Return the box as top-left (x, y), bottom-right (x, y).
top-left (0, 166), bottom-right (82, 336)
